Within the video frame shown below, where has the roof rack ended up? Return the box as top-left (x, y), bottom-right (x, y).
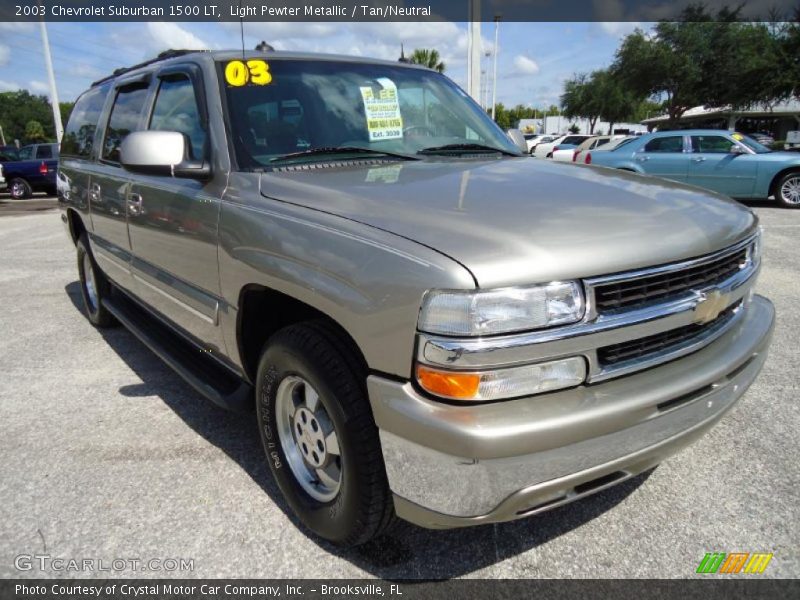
top-left (90, 49), bottom-right (207, 87)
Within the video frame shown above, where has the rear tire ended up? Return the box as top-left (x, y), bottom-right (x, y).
top-left (76, 234), bottom-right (116, 327)
top-left (775, 172), bottom-right (800, 208)
top-left (9, 178), bottom-right (32, 199)
top-left (256, 321), bottom-right (395, 546)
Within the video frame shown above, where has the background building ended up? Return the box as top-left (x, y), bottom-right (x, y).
top-left (642, 101), bottom-right (800, 141)
top-left (517, 117), bottom-right (647, 136)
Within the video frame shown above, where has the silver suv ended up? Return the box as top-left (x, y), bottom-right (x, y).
top-left (59, 49), bottom-right (774, 546)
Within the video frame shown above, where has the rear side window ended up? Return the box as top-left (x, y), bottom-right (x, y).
top-left (562, 135), bottom-right (588, 145)
top-left (36, 145), bottom-right (53, 159)
top-left (61, 85), bottom-right (109, 158)
top-left (103, 84), bottom-right (149, 163)
top-left (644, 136), bottom-right (684, 153)
top-left (149, 76), bottom-right (206, 160)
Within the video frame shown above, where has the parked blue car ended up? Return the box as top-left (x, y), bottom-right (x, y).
top-left (586, 129), bottom-right (800, 208)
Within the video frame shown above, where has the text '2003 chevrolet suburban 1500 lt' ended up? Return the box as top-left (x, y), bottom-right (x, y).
top-left (58, 49), bottom-right (774, 546)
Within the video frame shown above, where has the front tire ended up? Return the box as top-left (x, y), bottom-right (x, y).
top-left (9, 178), bottom-right (32, 199)
top-left (76, 234), bottom-right (116, 327)
top-left (776, 172), bottom-right (800, 208)
top-left (256, 321), bottom-right (395, 546)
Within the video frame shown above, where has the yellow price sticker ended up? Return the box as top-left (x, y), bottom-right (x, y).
top-left (225, 60), bottom-right (272, 86)
top-left (732, 133), bottom-right (744, 141)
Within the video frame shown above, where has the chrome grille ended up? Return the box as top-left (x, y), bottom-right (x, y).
top-left (598, 302), bottom-right (740, 367)
top-left (593, 247), bottom-right (748, 313)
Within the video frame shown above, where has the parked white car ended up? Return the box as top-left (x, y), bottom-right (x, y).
top-left (533, 134), bottom-right (592, 159)
top-left (524, 134), bottom-right (556, 154)
top-left (0, 163), bottom-right (4, 187)
top-left (552, 135), bottom-right (609, 162)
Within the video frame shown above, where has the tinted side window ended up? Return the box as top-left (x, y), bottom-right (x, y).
top-left (103, 85), bottom-right (149, 163)
top-left (691, 135), bottom-right (735, 154)
top-left (149, 76), bottom-right (206, 160)
top-left (36, 145), bottom-right (53, 159)
top-left (61, 85), bottom-right (110, 158)
top-left (644, 136), bottom-right (684, 153)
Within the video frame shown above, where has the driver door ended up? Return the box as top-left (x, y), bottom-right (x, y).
top-left (687, 134), bottom-right (758, 198)
top-left (126, 64), bottom-right (226, 351)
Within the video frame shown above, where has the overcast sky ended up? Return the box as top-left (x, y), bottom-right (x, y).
top-left (0, 21), bottom-right (644, 107)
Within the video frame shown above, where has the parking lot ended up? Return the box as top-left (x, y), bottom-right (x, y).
top-left (0, 199), bottom-right (797, 579)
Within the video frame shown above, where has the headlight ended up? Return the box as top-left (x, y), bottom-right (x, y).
top-left (416, 357), bottom-right (587, 401)
top-left (418, 281), bottom-right (584, 336)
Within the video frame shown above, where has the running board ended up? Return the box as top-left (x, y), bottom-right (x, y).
top-left (102, 293), bottom-right (253, 413)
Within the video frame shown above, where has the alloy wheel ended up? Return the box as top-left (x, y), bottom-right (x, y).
top-left (275, 375), bottom-right (342, 502)
top-left (780, 176), bottom-right (800, 205)
top-left (82, 252), bottom-right (98, 312)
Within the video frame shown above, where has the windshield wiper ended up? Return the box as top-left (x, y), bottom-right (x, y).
top-left (270, 146), bottom-right (418, 163)
top-left (417, 143), bottom-right (519, 157)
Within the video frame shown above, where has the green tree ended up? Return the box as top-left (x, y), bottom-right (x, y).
top-left (409, 48), bottom-right (445, 73)
top-left (612, 4), bottom-right (789, 124)
top-left (568, 123), bottom-right (580, 134)
top-left (59, 101), bottom-right (74, 131)
top-left (0, 90), bottom-right (58, 143)
top-left (24, 120), bottom-right (47, 143)
top-left (594, 69), bottom-right (640, 134)
top-left (492, 102), bottom-right (512, 129)
top-left (561, 69), bottom-right (639, 134)
top-left (561, 73), bottom-right (601, 133)
top-left (779, 10), bottom-right (800, 100)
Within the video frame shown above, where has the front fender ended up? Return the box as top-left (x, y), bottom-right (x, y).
top-left (218, 176), bottom-right (476, 379)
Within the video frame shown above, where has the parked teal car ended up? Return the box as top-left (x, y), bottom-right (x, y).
top-left (585, 129), bottom-right (800, 208)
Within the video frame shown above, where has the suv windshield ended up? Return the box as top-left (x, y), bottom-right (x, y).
top-left (220, 58), bottom-right (520, 168)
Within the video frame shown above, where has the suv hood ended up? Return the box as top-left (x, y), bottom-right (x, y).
top-left (260, 158), bottom-right (756, 288)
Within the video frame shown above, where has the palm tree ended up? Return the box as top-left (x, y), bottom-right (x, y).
top-left (409, 48), bottom-right (446, 73)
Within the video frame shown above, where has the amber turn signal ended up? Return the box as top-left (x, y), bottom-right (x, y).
top-left (416, 365), bottom-right (481, 400)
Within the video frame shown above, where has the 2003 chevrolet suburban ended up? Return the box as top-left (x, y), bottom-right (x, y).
top-left (58, 49), bottom-right (774, 546)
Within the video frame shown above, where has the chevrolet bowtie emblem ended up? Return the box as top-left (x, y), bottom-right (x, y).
top-left (693, 289), bottom-right (730, 325)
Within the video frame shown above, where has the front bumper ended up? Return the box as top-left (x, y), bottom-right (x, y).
top-left (367, 295), bottom-right (774, 529)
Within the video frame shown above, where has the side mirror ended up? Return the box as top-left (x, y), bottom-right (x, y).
top-left (729, 145), bottom-right (746, 155)
top-left (120, 131), bottom-right (210, 179)
top-left (506, 128), bottom-right (528, 153)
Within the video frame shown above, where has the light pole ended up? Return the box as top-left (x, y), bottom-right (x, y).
top-left (39, 18), bottom-right (63, 143)
top-left (490, 16), bottom-right (500, 121)
top-left (467, 0), bottom-right (481, 102)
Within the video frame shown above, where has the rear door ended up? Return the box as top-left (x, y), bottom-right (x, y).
top-left (634, 134), bottom-right (689, 182)
top-left (687, 134), bottom-right (758, 198)
top-left (87, 78), bottom-right (153, 291)
top-left (126, 63), bottom-right (225, 349)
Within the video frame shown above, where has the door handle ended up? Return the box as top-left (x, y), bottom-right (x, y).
top-left (692, 157), bottom-right (706, 163)
top-left (636, 156), bottom-right (649, 162)
top-left (127, 192), bottom-right (143, 216)
top-left (89, 183), bottom-right (101, 203)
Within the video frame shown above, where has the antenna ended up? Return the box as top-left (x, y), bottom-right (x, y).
top-left (238, 0), bottom-right (245, 60)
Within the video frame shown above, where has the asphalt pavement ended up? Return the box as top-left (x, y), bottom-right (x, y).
top-left (0, 200), bottom-right (797, 579)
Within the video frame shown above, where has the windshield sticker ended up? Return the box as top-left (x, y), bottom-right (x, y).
top-left (360, 78), bottom-right (403, 141)
top-left (365, 164), bottom-right (403, 183)
top-left (732, 133), bottom-right (744, 141)
top-left (225, 60), bottom-right (272, 87)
